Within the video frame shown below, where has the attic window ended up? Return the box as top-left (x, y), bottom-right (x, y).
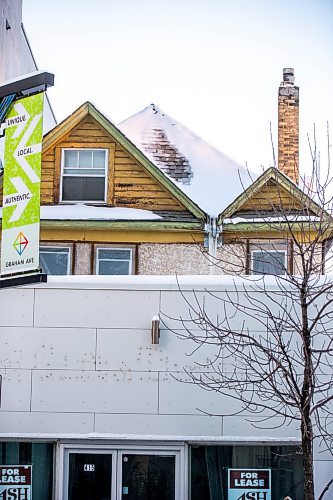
top-left (61, 149), bottom-right (108, 203)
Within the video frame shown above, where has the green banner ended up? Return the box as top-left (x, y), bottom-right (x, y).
top-left (1, 92), bottom-right (44, 276)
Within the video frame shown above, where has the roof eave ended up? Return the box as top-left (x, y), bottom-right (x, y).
top-left (42, 102), bottom-right (206, 221)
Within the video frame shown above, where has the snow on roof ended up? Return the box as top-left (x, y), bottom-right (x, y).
top-left (0, 432), bottom-right (300, 443)
top-left (27, 274), bottom-right (329, 290)
top-left (224, 215), bottom-right (321, 225)
top-left (119, 104), bottom-right (257, 216)
top-left (0, 204), bottom-right (162, 221)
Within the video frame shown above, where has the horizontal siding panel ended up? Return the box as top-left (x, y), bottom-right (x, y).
top-left (36, 115), bottom-right (186, 212)
top-left (61, 136), bottom-right (113, 144)
top-left (114, 198), bottom-right (182, 210)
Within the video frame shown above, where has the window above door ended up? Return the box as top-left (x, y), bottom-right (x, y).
top-left (60, 149), bottom-right (108, 203)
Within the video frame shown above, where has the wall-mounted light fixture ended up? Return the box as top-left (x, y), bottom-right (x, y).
top-left (151, 316), bottom-right (160, 344)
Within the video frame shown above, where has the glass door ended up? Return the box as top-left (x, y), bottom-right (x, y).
top-left (66, 451), bottom-right (116, 500)
top-left (120, 453), bottom-right (176, 500)
top-left (64, 448), bottom-right (180, 500)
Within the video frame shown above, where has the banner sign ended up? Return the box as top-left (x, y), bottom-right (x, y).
top-left (1, 92), bottom-right (44, 276)
top-left (0, 465), bottom-right (32, 499)
top-left (228, 469), bottom-right (271, 500)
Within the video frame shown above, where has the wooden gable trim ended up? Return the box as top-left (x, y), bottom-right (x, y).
top-left (218, 167), bottom-right (328, 223)
top-left (43, 102), bottom-right (206, 220)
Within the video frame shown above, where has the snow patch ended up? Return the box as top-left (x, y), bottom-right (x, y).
top-left (119, 104), bottom-right (257, 216)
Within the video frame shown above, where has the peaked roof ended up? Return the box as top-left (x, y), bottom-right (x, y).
top-left (119, 104), bottom-right (255, 217)
top-left (42, 102), bottom-right (206, 220)
top-left (218, 166), bottom-right (328, 224)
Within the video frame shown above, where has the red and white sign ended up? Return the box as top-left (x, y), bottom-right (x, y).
top-left (228, 469), bottom-right (271, 500)
top-left (0, 466), bottom-right (32, 500)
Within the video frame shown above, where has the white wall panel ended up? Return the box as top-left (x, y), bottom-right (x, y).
top-left (96, 328), bottom-right (220, 372)
top-left (159, 372), bottom-right (242, 415)
top-left (160, 289), bottom-right (288, 333)
top-left (95, 413), bottom-right (222, 436)
top-left (223, 415), bottom-right (300, 438)
top-left (0, 369), bottom-right (31, 411)
top-left (0, 411), bottom-right (94, 433)
top-left (34, 289), bottom-right (160, 329)
top-left (31, 370), bottom-right (158, 414)
top-left (0, 288), bottom-right (34, 326)
top-left (314, 461), bottom-right (333, 499)
top-left (0, 327), bottom-right (96, 370)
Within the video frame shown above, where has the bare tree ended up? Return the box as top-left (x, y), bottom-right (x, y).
top-left (165, 132), bottom-right (333, 500)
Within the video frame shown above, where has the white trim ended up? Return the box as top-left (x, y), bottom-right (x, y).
top-left (60, 148), bottom-right (109, 204)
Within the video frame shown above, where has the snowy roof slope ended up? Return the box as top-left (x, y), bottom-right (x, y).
top-left (0, 205), bottom-right (161, 221)
top-left (119, 104), bottom-right (256, 216)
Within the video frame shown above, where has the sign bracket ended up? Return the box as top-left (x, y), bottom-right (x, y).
top-left (0, 272), bottom-right (47, 289)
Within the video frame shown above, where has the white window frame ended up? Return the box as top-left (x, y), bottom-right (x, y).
top-left (60, 148), bottom-right (108, 204)
top-left (95, 246), bottom-right (134, 275)
top-left (251, 248), bottom-right (287, 276)
top-left (39, 244), bottom-right (72, 275)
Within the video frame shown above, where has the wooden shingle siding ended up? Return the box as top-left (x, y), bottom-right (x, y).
top-left (40, 151), bottom-right (55, 203)
top-left (37, 115), bottom-right (184, 211)
top-left (113, 145), bottom-right (183, 211)
top-left (240, 182), bottom-right (303, 211)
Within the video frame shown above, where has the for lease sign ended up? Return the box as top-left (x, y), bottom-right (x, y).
top-left (0, 466), bottom-right (32, 499)
top-left (228, 469), bottom-right (271, 500)
top-left (1, 92), bottom-right (44, 276)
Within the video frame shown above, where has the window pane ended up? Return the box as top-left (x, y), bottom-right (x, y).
top-left (64, 150), bottom-right (78, 168)
top-left (0, 442), bottom-right (54, 500)
top-left (93, 150), bottom-right (106, 168)
top-left (40, 247), bottom-right (69, 275)
top-left (122, 454), bottom-right (175, 500)
top-left (68, 453), bottom-right (112, 500)
top-left (190, 445), bottom-right (304, 500)
top-left (98, 260), bottom-right (130, 275)
top-left (62, 177), bottom-right (105, 201)
top-left (79, 150), bottom-right (93, 168)
top-left (252, 251), bottom-right (285, 275)
top-left (98, 249), bottom-right (131, 260)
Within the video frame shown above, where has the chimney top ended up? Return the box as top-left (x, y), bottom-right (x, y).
top-left (282, 68), bottom-right (295, 85)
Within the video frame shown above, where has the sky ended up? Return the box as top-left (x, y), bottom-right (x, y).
top-left (22, 0), bottom-right (333, 175)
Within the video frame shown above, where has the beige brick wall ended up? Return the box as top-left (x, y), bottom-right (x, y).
top-left (216, 243), bottom-right (247, 275)
top-left (293, 243), bottom-right (323, 275)
top-left (137, 243), bottom-right (247, 275)
top-left (74, 243), bottom-right (92, 275)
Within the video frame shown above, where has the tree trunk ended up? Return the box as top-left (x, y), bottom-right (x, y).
top-left (301, 288), bottom-right (315, 500)
top-left (302, 412), bottom-right (315, 500)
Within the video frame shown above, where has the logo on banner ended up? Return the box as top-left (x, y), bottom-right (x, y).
top-left (13, 232), bottom-right (29, 256)
top-left (0, 465), bottom-right (32, 499)
top-left (1, 93), bottom-right (44, 276)
top-left (228, 469), bottom-right (271, 500)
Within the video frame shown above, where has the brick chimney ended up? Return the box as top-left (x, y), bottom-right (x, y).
top-left (278, 68), bottom-right (299, 184)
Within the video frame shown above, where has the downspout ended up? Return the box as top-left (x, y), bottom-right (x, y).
top-left (204, 216), bottom-right (221, 275)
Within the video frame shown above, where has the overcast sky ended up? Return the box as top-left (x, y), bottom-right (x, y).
top-left (23, 0), bottom-right (333, 174)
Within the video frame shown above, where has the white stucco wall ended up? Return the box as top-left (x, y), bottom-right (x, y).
top-left (0, 275), bottom-right (331, 494)
top-left (0, 0), bottom-right (56, 133)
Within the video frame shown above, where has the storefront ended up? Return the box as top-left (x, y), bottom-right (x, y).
top-left (0, 439), bottom-right (304, 499)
